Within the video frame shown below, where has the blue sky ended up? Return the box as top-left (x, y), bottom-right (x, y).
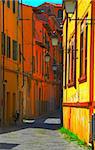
top-left (19, 0), bottom-right (62, 7)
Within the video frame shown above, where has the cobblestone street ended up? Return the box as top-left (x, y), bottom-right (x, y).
top-left (0, 112), bottom-right (87, 150)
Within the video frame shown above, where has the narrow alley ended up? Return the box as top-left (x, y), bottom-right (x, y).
top-left (0, 112), bottom-right (86, 150)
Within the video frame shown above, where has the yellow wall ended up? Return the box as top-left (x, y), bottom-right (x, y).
top-left (63, 0), bottom-right (92, 144)
top-left (63, 0), bottom-right (91, 103)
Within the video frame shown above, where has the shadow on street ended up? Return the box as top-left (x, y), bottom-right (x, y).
top-left (0, 110), bottom-right (62, 134)
top-left (0, 143), bottom-right (19, 149)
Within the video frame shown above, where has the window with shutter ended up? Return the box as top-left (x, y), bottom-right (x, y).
top-left (68, 35), bottom-right (75, 87)
top-left (13, 40), bottom-right (18, 61)
top-left (79, 14), bottom-right (88, 83)
top-left (7, 36), bottom-right (11, 58)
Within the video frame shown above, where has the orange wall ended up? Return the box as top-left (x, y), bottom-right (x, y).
top-left (0, 1), bottom-right (23, 125)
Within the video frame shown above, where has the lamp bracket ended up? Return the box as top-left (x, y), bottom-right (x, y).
top-left (69, 17), bottom-right (95, 21)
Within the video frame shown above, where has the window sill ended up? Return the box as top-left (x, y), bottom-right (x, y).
top-left (68, 82), bottom-right (75, 88)
top-left (78, 75), bottom-right (87, 84)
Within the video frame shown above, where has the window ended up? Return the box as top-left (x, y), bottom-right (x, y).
top-left (36, 51), bottom-right (38, 73)
top-left (79, 15), bottom-right (88, 81)
top-left (18, 1), bottom-right (21, 18)
top-left (32, 56), bottom-right (35, 73)
top-left (2, 0), bottom-right (5, 3)
top-left (13, 40), bottom-right (18, 61)
top-left (7, 0), bottom-right (10, 8)
top-left (46, 64), bottom-right (49, 79)
top-left (58, 10), bottom-right (63, 18)
top-left (7, 36), bottom-right (11, 58)
top-left (12, 93), bottom-right (16, 116)
top-left (45, 33), bottom-right (47, 45)
top-left (46, 41), bottom-right (50, 51)
top-left (13, 0), bottom-right (15, 13)
top-left (42, 52), bottom-right (44, 75)
top-left (68, 35), bottom-right (75, 86)
top-left (1, 32), bottom-right (5, 55)
top-left (40, 53), bottom-right (41, 74)
top-left (32, 17), bottom-right (35, 37)
top-left (19, 44), bottom-right (21, 63)
top-left (27, 79), bottom-right (31, 97)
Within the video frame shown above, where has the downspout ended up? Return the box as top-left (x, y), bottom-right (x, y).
top-left (90, 0), bottom-right (94, 143)
top-left (90, 1), bottom-right (94, 119)
top-left (65, 13), bottom-right (68, 89)
top-left (74, 1), bottom-right (78, 89)
top-left (2, 0), bottom-right (5, 125)
top-left (21, 0), bottom-right (24, 87)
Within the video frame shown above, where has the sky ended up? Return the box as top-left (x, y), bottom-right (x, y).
top-left (19, 0), bottom-right (62, 7)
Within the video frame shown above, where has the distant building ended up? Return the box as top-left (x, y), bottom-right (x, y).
top-left (22, 2), bottom-right (63, 119)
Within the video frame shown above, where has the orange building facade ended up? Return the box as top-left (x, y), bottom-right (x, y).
top-left (0, 0), bottom-right (23, 126)
top-left (22, 3), bottom-right (63, 119)
top-left (0, 1), bottom-right (62, 125)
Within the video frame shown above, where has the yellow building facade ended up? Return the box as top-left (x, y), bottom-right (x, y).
top-left (63, 0), bottom-right (95, 144)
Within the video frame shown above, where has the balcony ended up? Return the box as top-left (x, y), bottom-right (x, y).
top-left (43, 23), bottom-right (52, 36)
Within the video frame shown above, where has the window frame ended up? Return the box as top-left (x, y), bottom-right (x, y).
top-left (19, 44), bottom-right (22, 63)
top-left (13, 40), bottom-right (18, 61)
top-left (68, 35), bottom-right (75, 88)
top-left (7, 0), bottom-right (10, 8)
top-left (7, 36), bottom-right (11, 58)
top-left (1, 32), bottom-right (5, 55)
top-left (78, 14), bottom-right (88, 83)
top-left (13, 0), bottom-right (16, 13)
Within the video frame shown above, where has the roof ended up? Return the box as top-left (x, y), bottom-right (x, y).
top-left (36, 2), bottom-right (62, 8)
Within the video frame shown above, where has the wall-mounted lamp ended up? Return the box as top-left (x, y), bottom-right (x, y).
top-left (45, 52), bottom-right (50, 63)
top-left (63, 0), bottom-right (77, 14)
top-left (52, 63), bottom-right (57, 71)
top-left (44, 73), bottom-right (49, 80)
top-left (51, 32), bottom-right (58, 46)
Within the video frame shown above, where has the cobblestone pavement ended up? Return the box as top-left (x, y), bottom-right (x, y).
top-left (0, 112), bottom-right (87, 150)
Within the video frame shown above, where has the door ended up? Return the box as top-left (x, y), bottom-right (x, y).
top-left (6, 92), bottom-right (10, 124)
top-left (12, 93), bottom-right (16, 120)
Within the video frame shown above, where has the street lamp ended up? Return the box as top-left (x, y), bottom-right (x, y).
top-left (52, 63), bottom-right (57, 72)
top-left (51, 32), bottom-right (58, 46)
top-left (45, 52), bottom-right (50, 63)
top-left (63, 0), bottom-right (77, 14)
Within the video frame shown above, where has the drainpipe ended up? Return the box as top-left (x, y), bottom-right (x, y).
top-left (90, 0), bottom-right (94, 118)
top-left (65, 13), bottom-right (68, 89)
top-left (90, 1), bottom-right (94, 143)
top-left (21, 0), bottom-right (24, 87)
top-left (2, 0), bottom-right (5, 125)
top-left (74, 1), bottom-right (78, 89)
